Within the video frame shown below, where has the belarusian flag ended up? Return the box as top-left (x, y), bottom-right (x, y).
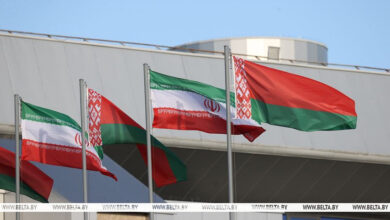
top-left (88, 89), bottom-right (186, 187)
top-left (150, 70), bottom-right (265, 142)
top-left (233, 56), bottom-right (357, 131)
top-left (21, 101), bottom-right (117, 181)
top-left (0, 146), bottom-right (53, 203)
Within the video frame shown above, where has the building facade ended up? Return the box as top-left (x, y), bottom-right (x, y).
top-left (0, 31), bottom-right (389, 220)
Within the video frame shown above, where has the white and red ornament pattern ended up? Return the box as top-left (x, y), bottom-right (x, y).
top-left (88, 88), bottom-right (103, 147)
top-left (234, 57), bottom-right (252, 119)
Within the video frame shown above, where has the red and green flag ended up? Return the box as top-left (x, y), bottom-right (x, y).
top-left (88, 88), bottom-right (186, 187)
top-left (0, 146), bottom-right (53, 203)
top-left (233, 57), bottom-right (357, 131)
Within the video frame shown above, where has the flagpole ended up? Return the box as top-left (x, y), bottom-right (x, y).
top-left (79, 79), bottom-right (88, 220)
top-left (14, 94), bottom-right (21, 220)
top-left (224, 45), bottom-right (235, 220)
top-left (143, 63), bottom-right (154, 219)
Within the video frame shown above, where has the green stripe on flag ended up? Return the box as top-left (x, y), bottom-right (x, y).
top-left (21, 101), bottom-right (80, 131)
top-left (251, 99), bottom-right (357, 131)
top-left (100, 123), bottom-right (186, 181)
top-left (0, 174), bottom-right (48, 203)
top-left (150, 70), bottom-right (235, 105)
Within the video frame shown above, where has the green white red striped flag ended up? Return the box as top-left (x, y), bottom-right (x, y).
top-left (233, 56), bottom-right (357, 131)
top-left (21, 101), bottom-right (117, 180)
top-left (150, 70), bottom-right (265, 142)
top-left (0, 146), bottom-right (53, 203)
top-left (88, 88), bottom-right (186, 187)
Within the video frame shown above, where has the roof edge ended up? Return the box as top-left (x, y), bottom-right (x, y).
top-left (0, 32), bottom-right (388, 76)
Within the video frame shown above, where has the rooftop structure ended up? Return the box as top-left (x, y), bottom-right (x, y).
top-left (171, 37), bottom-right (328, 65)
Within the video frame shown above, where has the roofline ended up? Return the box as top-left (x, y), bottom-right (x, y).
top-left (158, 136), bottom-right (390, 166)
top-left (0, 32), bottom-right (389, 76)
top-left (174, 36), bottom-right (328, 49)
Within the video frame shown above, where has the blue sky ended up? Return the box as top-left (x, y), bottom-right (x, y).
top-left (0, 0), bottom-right (389, 68)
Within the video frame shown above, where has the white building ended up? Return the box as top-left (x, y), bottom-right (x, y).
top-left (0, 30), bottom-right (389, 220)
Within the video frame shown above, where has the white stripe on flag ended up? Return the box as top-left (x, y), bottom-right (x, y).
top-left (21, 119), bottom-right (100, 158)
top-left (151, 89), bottom-right (260, 126)
top-left (22, 119), bottom-right (80, 148)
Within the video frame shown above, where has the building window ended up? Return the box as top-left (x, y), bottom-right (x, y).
top-left (268, 46), bottom-right (280, 60)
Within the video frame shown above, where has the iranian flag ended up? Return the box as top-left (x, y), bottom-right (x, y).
top-left (150, 70), bottom-right (265, 142)
top-left (233, 56), bottom-right (357, 131)
top-left (88, 88), bottom-right (186, 187)
top-left (0, 146), bottom-right (53, 203)
top-left (21, 101), bottom-right (117, 181)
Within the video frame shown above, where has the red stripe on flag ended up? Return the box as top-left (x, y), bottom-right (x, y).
top-left (21, 139), bottom-right (117, 181)
top-left (242, 59), bottom-right (357, 116)
top-left (0, 146), bottom-right (53, 200)
top-left (100, 96), bottom-right (143, 129)
top-left (153, 108), bottom-right (265, 142)
top-left (136, 144), bottom-right (178, 187)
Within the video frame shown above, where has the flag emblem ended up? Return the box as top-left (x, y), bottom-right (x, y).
top-left (74, 133), bottom-right (82, 146)
top-left (204, 98), bottom-right (221, 112)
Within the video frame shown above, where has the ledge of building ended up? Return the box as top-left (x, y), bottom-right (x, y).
top-left (2, 123), bottom-right (390, 166)
top-left (157, 136), bottom-right (390, 166)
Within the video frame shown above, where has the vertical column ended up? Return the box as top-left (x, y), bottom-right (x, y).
top-left (14, 94), bottom-right (20, 220)
top-left (143, 63), bottom-right (154, 220)
top-left (224, 46), bottom-right (235, 220)
top-left (79, 79), bottom-right (88, 220)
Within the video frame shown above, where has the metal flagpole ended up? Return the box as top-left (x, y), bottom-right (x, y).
top-left (224, 45), bottom-right (235, 220)
top-left (143, 63), bottom-right (154, 220)
top-left (79, 79), bottom-right (88, 220)
top-left (14, 94), bottom-right (21, 220)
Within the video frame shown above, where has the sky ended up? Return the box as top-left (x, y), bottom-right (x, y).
top-left (0, 0), bottom-right (389, 69)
